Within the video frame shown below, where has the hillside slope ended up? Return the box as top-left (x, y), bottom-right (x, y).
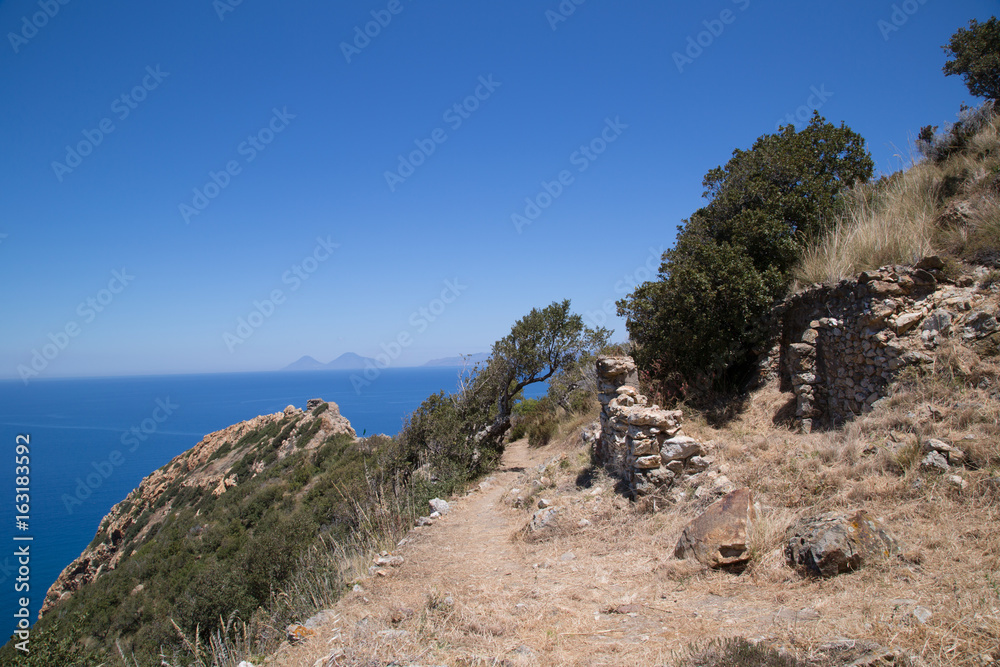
top-left (25, 399), bottom-right (377, 662)
top-left (273, 289), bottom-right (1000, 665)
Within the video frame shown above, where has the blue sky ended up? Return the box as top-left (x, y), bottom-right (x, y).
top-left (1, 0), bottom-right (995, 378)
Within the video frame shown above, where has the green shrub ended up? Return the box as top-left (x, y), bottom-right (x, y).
top-left (528, 417), bottom-right (557, 447)
top-left (618, 113), bottom-right (873, 398)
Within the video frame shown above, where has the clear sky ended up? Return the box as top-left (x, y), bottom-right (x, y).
top-left (1, 0), bottom-right (995, 379)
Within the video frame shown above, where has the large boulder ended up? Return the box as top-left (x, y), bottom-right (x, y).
top-left (674, 488), bottom-right (755, 569)
top-left (784, 510), bottom-right (900, 577)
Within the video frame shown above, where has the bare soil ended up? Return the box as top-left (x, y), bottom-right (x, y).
top-left (271, 402), bottom-right (1000, 667)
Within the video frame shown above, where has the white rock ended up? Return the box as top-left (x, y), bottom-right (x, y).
top-left (913, 606), bottom-right (933, 624)
top-left (537, 498), bottom-right (552, 509)
top-left (429, 498), bottom-right (451, 515)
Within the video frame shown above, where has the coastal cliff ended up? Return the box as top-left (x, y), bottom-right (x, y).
top-left (41, 399), bottom-right (356, 618)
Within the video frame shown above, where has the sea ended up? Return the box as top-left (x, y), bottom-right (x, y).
top-left (0, 367), bottom-right (546, 642)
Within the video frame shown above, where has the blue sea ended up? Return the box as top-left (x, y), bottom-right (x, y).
top-left (0, 368), bottom-right (544, 642)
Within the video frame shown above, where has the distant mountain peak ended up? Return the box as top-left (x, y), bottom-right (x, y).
top-left (282, 353), bottom-right (377, 371)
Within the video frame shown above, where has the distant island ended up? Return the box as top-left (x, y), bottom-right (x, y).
top-left (284, 353), bottom-right (376, 371)
top-left (282, 352), bottom-right (489, 371)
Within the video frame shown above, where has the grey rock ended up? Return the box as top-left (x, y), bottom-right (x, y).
top-left (920, 450), bottom-right (949, 473)
top-left (529, 506), bottom-right (562, 532)
top-left (895, 312), bottom-right (924, 334)
top-left (660, 436), bottom-right (702, 463)
top-left (429, 498), bottom-right (451, 515)
top-left (922, 309), bottom-right (953, 335)
top-left (785, 510), bottom-right (900, 577)
top-left (947, 474), bottom-right (968, 490)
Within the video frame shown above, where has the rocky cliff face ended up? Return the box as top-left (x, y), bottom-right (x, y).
top-left (41, 400), bottom-right (356, 617)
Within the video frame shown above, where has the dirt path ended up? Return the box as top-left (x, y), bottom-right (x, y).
top-left (270, 435), bottom-right (906, 666)
top-left (275, 438), bottom-right (569, 666)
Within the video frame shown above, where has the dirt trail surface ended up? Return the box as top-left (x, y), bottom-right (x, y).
top-left (273, 437), bottom-right (770, 667)
top-left (271, 427), bottom-right (998, 666)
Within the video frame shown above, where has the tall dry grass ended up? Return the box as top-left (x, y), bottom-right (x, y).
top-left (796, 104), bottom-right (1000, 285)
top-left (796, 165), bottom-right (940, 284)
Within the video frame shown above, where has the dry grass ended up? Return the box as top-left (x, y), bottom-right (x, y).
top-left (796, 106), bottom-right (1000, 285)
top-left (796, 165), bottom-right (940, 284)
top-left (267, 351), bottom-right (1000, 667)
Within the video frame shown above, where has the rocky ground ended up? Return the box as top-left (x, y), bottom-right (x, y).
top-left (266, 402), bottom-right (1000, 666)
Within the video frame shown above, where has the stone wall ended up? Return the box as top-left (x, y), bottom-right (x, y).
top-left (595, 357), bottom-right (720, 499)
top-left (778, 260), bottom-right (998, 431)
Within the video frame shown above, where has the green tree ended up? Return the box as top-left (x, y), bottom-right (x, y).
top-left (944, 17), bottom-right (1000, 102)
top-left (395, 300), bottom-right (608, 478)
top-left (618, 114), bottom-right (872, 396)
top-left (470, 300), bottom-right (609, 465)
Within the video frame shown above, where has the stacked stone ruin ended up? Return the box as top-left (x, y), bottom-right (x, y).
top-left (595, 356), bottom-right (713, 498)
top-left (779, 260), bottom-right (998, 431)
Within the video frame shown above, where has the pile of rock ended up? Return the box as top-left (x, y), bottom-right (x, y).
top-left (595, 356), bottom-right (721, 499)
top-left (595, 356), bottom-right (640, 475)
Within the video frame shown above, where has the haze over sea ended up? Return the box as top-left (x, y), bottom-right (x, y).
top-left (0, 367), bottom-right (544, 641)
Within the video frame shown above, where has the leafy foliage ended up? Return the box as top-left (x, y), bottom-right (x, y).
top-left (943, 17), bottom-right (1000, 102)
top-left (618, 114), bottom-right (873, 397)
top-left (394, 300), bottom-right (608, 481)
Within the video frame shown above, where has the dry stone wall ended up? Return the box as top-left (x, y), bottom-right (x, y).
top-left (778, 260), bottom-right (999, 431)
top-left (596, 357), bottom-right (727, 499)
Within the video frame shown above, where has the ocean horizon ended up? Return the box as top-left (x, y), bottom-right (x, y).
top-left (0, 367), bottom-right (545, 642)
